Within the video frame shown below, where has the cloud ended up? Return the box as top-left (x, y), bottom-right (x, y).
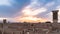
top-left (15, 0), bottom-right (48, 16)
top-left (0, 17), bottom-right (16, 22)
top-left (45, 1), bottom-right (55, 7)
top-left (22, 7), bottom-right (47, 16)
top-left (11, 0), bottom-right (60, 22)
top-left (56, 6), bottom-right (60, 22)
top-left (0, 0), bottom-right (12, 6)
top-left (46, 12), bottom-right (52, 22)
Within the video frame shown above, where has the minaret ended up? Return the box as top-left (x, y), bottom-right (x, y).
top-left (3, 19), bottom-right (7, 24)
top-left (52, 10), bottom-right (59, 23)
top-left (2, 19), bottom-right (7, 34)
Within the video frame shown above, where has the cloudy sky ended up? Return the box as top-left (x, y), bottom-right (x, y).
top-left (0, 0), bottom-right (60, 22)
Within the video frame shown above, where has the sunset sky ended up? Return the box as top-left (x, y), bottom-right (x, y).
top-left (0, 0), bottom-right (60, 22)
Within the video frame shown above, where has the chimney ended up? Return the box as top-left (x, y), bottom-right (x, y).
top-left (52, 10), bottom-right (59, 23)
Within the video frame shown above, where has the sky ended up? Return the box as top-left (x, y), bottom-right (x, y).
top-left (0, 0), bottom-right (60, 22)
